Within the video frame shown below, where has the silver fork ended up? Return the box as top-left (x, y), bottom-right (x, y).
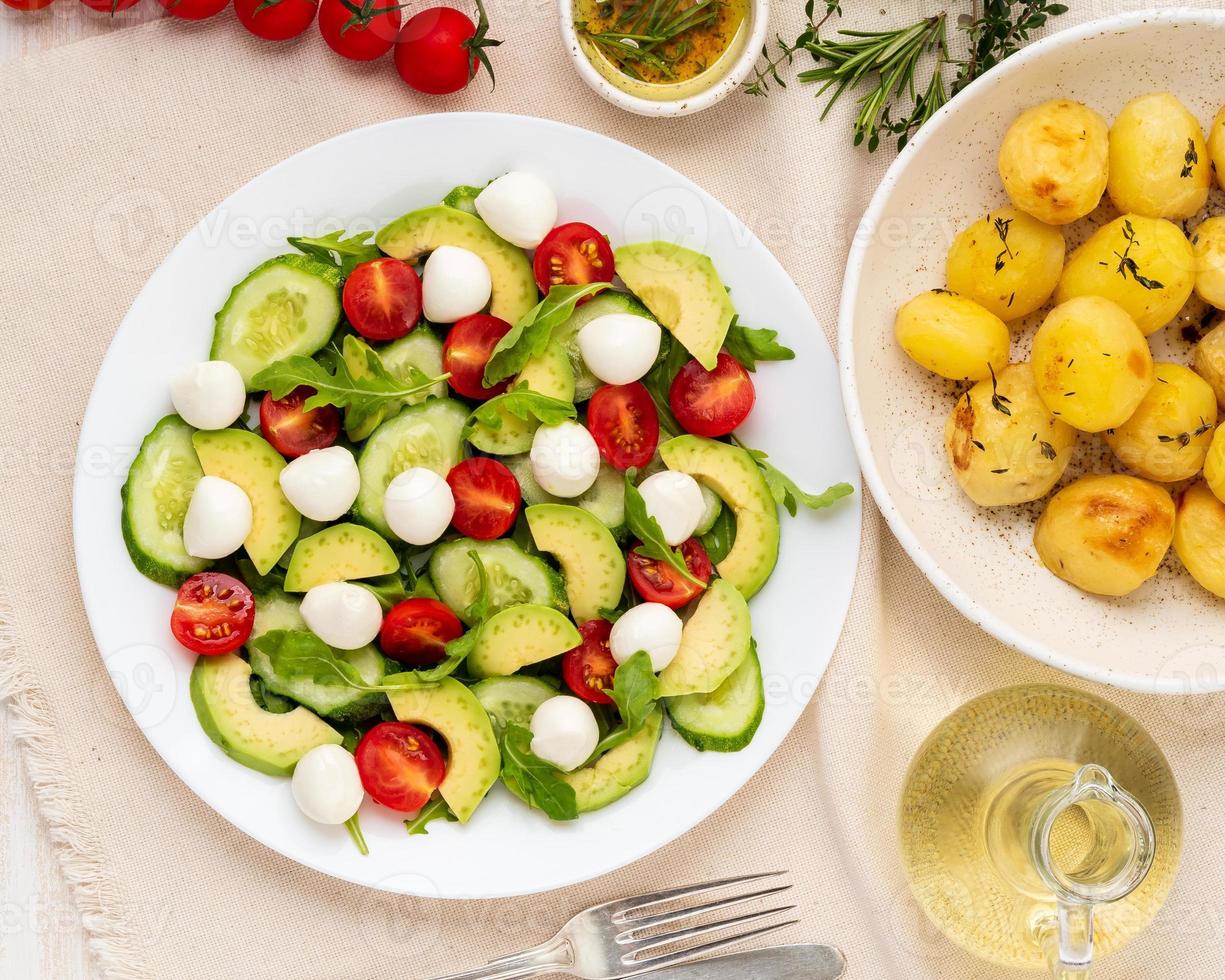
top-left (424, 872), bottom-right (800, 980)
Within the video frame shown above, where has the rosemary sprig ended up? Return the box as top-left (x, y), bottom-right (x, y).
top-left (742, 0), bottom-right (840, 96)
top-left (580, 0), bottom-right (722, 81)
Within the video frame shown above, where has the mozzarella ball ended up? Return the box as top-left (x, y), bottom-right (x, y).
top-left (637, 470), bottom-right (705, 546)
top-left (610, 602), bottom-right (683, 672)
top-left (183, 475), bottom-right (252, 559)
top-left (474, 172), bottom-right (558, 249)
top-left (291, 744), bottom-right (365, 825)
top-left (300, 582), bottom-right (383, 650)
top-left (422, 246), bottom-right (492, 323)
top-left (278, 446), bottom-right (359, 522)
top-left (170, 360), bottom-right (247, 430)
top-left (383, 467), bottom-right (454, 545)
top-left (576, 313), bottom-right (663, 385)
top-left (529, 696), bottom-right (599, 773)
top-left (530, 421), bottom-right (600, 497)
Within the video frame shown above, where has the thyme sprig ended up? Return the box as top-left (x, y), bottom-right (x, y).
top-left (1181, 139), bottom-right (1199, 179)
top-left (742, 0), bottom-right (841, 96)
top-left (993, 214), bottom-right (1014, 272)
top-left (1104, 219), bottom-right (1165, 291)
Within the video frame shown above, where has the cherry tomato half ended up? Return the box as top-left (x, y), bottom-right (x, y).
top-left (235, 0), bottom-right (317, 40)
top-left (442, 314), bottom-right (513, 401)
top-left (380, 597), bottom-right (464, 666)
top-left (627, 538), bottom-right (712, 609)
top-left (587, 382), bottom-right (659, 470)
top-left (2, 0), bottom-right (56, 10)
top-left (156, 0), bottom-right (228, 19)
top-left (170, 572), bottom-right (255, 655)
top-left (319, 0), bottom-right (401, 60)
top-left (447, 457), bottom-right (521, 540)
top-left (343, 257), bottom-right (422, 340)
top-left (669, 352), bottom-right (756, 437)
top-left (259, 385), bottom-right (341, 458)
top-left (79, 0), bottom-right (141, 12)
top-left (561, 619), bottom-right (617, 706)
top-left (532, 223), bottom-right (615, 296)
top-left (394, 6), bottom-right (480, 95)
top-left (355, 722), bottom-right (446, 812)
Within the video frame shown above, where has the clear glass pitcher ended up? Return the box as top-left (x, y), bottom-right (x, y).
top-left (898, 685), bottom-right (1182, 976)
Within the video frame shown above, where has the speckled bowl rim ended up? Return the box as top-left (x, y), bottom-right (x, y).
top-left (839, 7), bottom-right (1225, 695)
top-left (557, 0), bottom-right (770, 117)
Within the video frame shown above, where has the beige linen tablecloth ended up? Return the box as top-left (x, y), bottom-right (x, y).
top-left (2, 3), bottom-right (1224, 977)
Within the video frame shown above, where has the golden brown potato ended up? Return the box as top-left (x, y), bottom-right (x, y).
top-left (946, 207), bottom-right (1066, 320)
top-left (1055, 215), bottom-right (1195, 336)
top-left (944, 363), bottom-right (1077, 506)
top-left (1192, 216), bottom-right (1225, 308)
top-left (894, 290), bottom-right (1010, 381)
top-left (1173, 481), bottom-right (1225, 598)
top-left (998, 99), bottom-right (1109, 225)
top-left (1034, 474), bottom-right (1174, 596)
top-left (1192, 318), bottom-right (1225, 408)
top-left (1209, 106), bottom-right (1225, 192)
top-left (1108, 93), bottom-right (1211, 220)
top-left (1104, 362), bottom-right (1217, 482)
top-left (1030, 296), bottom-right (1154, 432)
top-left (1202, 426), bottom-right (1225, 502)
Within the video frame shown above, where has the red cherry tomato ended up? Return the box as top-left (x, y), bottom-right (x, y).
top-left (259, 385), bottom-right (341, 458)
top-left (627, 538), bottom-right (713, 609)
top-left (79, 0), bottom-right (141, 12)
top-left (379, 598), bottom-right (464, 666)
top-left (587, 382), bottom-right (659, 470)
top-left (319, 0), bottom-right (401, 60)
top-left (561, 619), bottom-right (618, 706)
top-left (170, 573), bottom-right (255, 655)
top-left (3, 0), bottom-right (56, 10)
top-left (442, 314), bottom-right (513, 400)
top-left (356, 722), bottom-right (446, 812)
top-left (446, 457), bottom-right (521, 540)
top-left (235, 0), bottom-right (316, 39)
top-left (394, 6), bottom-right (482, 95)
top-left (532, 223), bottom-right (615, 296)
top-left (156, 0), bottom-right (228, 19)
top-left (669, 352), bottom-right (756, 437)
top-left (343, 257), bottom-right (422, 340)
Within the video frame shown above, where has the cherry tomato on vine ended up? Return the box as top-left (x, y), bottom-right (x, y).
top-left (379, 598), bottom-right (464, 666)
top-left (669, 351), bottom-right (756, 437)
top-left (156, 0), bottom-right (229, 19)
top-left (561, 619), bottom-right (618, 706)
top-left (170, 572), bottom-right (255, 655)
top-left (446, 457), bottom-right (521, 540)
top-left (318, 0), bottom-right (401, 60)
top-left (442, 313), bottom-right (513, 400)
top-left (627, 538), bottom-right (712, 609)
top-left (587, 382), bottom-right (659, 470)
top-left (235, 0), bottom-right (317, 40)
top-left (356, 722), bottom-right (446, 812)
top-left (259, 385), bottom-right (341, 458)
top-left (343, 257), bottom-right (422, 340)
top-left (2, 0), bottom-right (56, 10)
top-left (79, 0), bottom-right (142, 12)
top-left (394, 1), bottom-right (500, 96)
top-left (533, 223), bottom-right (615, 295)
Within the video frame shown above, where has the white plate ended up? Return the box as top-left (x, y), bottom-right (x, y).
top-left (840, 9), bottom-right (1225, 694)
top-left (74, 113), bottom-right (861, 898)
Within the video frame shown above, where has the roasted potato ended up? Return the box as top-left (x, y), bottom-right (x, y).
top-left (1030, 296), bottom-right (1154, 432)
top-left (1202, 425), bottom-right (1225, 502)
top-left (1104, 362), bottom-right (1217, 482)
top-left (1192, 318), bottom-right (1225, 408)
top-left (1055, 214), bottom-right (1195, 335)
top-left (1209, 105), bottom-right (1225, 192)
top-left (1108, 93), bottom-right (1210, 220)
top-left (894, 289), bottom-right (1010, 381)
top-left (1192, 216), bottom-right (1225, 308)
top-left (1173, 481), bottom-right (1225, 599)
top-left (946, 207), bottom-right (1066, 320)
top-left (998, 99), bottom-right (1109, 225)
top-left (1034, 474), bottom-right (1174, 596)
top-left (944, 363), bottom-right (1077, 506)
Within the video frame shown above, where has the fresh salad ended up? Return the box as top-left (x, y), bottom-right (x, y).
top-left (119, 171), bottom-right (852, 848)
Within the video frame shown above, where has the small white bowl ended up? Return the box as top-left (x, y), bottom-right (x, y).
top-left (558, 0), bottom-right (769, 117)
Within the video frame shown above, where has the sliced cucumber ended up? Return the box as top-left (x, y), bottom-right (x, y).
top-left (429, 538), bottom-right (568, 626)
top-left (249, 589), bottom-right (306, 637)
top-left (354, 399), bottom-right (469, 539)
top-left (441, 184), bottom-right (483, 214)
top-left (551, 291), bottom-right (655, 400)
top-left (344, 331), bottom-right (447, 441)
top-left (211, 254), bottom-right (342, 389)
top-left (666, 644), bottom-right (764, 753)
top-left (472, 676), bottom-right (557, 736)
top-left (503, 455), bottom-right (626, 537)
top-left (695, 484), bottom-right (723, 535)
top-left (121, 415), bottom-right (210, 587)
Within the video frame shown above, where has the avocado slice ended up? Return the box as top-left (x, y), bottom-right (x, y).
top-left (376, 205), bottom-right (538, 325)
top-left (190, 654), bottom-right (342, 777)
top-left (192, 429), bottom-right (301, 575)
top-left (658, 435), bottom-right (780, 598)
top-left (466, 604), bottom-right (582, 678)
top-left (563, 707), bottom-right (664, 813)
top-left (658, 579), bottom-right (752, 698)
top-left (467, 344), bottom-right (576, 455)
top-left (385, 677), bottom-right (500, 822)
top-left (524, 504), bottom-right (626, 623)
top-left (282, 522), bottom-right (399, 592)
top-left (615, 242), bottom-right (736, 370)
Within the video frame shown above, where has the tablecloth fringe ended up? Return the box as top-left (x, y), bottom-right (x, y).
top-left (0, 588), bottom-right (153, 980)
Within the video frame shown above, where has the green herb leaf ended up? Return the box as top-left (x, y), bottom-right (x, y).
top-left (441, 184), bottom-right (484, 215)
top-left (699, 504), bottom-right (737, 564)
top-left (345, 812), bottom-right (370, 856)
top-left (483, 283), bottom-right (608, 386)
top-left (641, 333), bottom-right (691, 437)
top-left (461, 550), bottom-right (493, 625)
top-left (404, 797), bottom-right (459, 836)
top-left (721, 317), bottom-right (795, 372)
top-left (499, 723), bottom-right (579, 821)
top-left (733, 439), bottom-right (854, 518)
top-left (357, 573), bottom-right (410, 612)
top-left (461, 386), bottom-right (577, 442)
top-left (251, 630), bottom-right (460, 692)
top-left (608, 651), bottom-right (659, 735)
top-left (408, 627), bottom-right (480, 684)
top-left (623, 471), bottom-right (704, 586)
top-left (287, 229), bottom-right (380, 278)
top-left (233, 557), bottom-right (286, 597)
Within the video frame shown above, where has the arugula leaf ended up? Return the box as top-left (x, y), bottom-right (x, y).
top-left (358, 573), bottom-right (409, 612)
top-left (699, 504), bottom-right (737, 564)
top-left (251, 630), bottom-right (460, 692)
top-left (623, 471), bottom-right (703, 587)
top-left (461, 550), bottom-right (493, 625)
top-left (441, 185), bottom-right (484, 215)
top-left (233, 557), bottom-right (286, 597)
top-left (499, 723), bottom-right (579, 821)
top-left (608, 651), bottom-right (659, 734)
top-left (287, 229), bottom-right (381, 278)
top-left (398, 627), bottom-right (478, 685)
top-left (249, 675), bottom-right (294, 714)
top-left (732, 438), bottom-right (854, 518)
top-left (252, 335), bottom-right (446, 437)
top-left (640, 334), bottom-right (689, 437)
top-left (722, 317), bottom-right (795, 372)
top-left (483, 283), bottom-right (609, 386)
top-left (404, 797), bottom-right (458, 836)
top-left (345, 813), bottom-right (370, 856)
top-left (461, 385), bottom-right (577, 442)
